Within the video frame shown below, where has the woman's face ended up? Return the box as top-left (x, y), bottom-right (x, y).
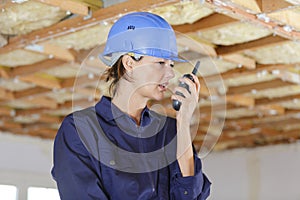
top-left (129, 55), bottom-right (175, 101)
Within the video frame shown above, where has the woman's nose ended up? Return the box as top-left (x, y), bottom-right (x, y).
top-left (166, 64), bottom-right (175, 79)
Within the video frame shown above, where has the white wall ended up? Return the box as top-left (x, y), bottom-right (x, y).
top-left (203, 142), bottom-right (300, 200)
top-left (1, 131), bottom-right (300, 200)
top-left (0, 132), bottom-right (56, 200)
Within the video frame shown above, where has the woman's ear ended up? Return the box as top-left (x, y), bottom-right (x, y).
top-left (122, 55), bottom-right (135, 71)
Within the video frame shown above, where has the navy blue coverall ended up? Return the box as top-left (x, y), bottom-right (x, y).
top-left (52, 96), bottom-right (211, 200)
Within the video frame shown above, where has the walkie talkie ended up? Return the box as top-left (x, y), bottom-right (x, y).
top-left (172, 61), bottom-right (200, 111)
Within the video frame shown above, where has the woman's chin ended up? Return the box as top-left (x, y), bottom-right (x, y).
top-left (152, 92), bottom-right (165, 101)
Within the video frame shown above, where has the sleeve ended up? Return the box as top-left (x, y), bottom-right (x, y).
top-left (51, 115), bottom-right (109, 200)
top-left (169, 147), bottom-right (211, 200)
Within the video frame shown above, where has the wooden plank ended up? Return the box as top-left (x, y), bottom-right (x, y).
top-left (0, 88), bottom-right (14, 100)
top-left (268, 9), bottom-right (300, 31)
top-left (61, 74), bottom-right (98, 88)
top-left (24, 96), bottom-right (58, 109)
top-left (75, 87), bottom-right (101, 97)
top-left (0, 66), bottom-right (10, 78)
top-left (227, 95), bottom-right (255, 107)
top-left (265, 115), bottom-right (300, 127)
top-left (176, 35), bottom-right (217, 57)
top-left (0, 1), bottom-right (16, 10)
top-left (0, 0), bottom-right (180, 54)
top-left (2, 121), bottom-right (23, 130)
top-left (35, 0), bottom-right (89, 16)
top-left (0, 59), bottom-right (65, 78)
top-left (225, 110), bottom-right (300, 128)
top-left (74, 0), bottom-right (103, 9)
top-left (226, 78), bottom-right (295, 95)
top-left (199, 103), bottom-right (236, 113)
top-left (275, 70), bottom-right (300, 84)
top-left (173, 13), bottom-right (237, 33)
top-left (256, 0), bottom-right (293, 13)
top-left (231, 0), bottom-right (261, 12)
top-left (204, 0), bottom-right (300, 41)
top-left (222, 54), bottom-right (256, 70)
top-left (38, 114), bottom-right (62, 124)
top-left (13, 86), bottom-right (51, 99)
top-left (256, 104), bottom-right (285, 115)
top-left (26, 126), bottom-right (58, 138)
top-left (255, 93), bottom-right (300, 105)
top-left (25, 43), bottom-right (75, 62)
top-left (14, 108), bottom-right (48, 116)
top-left (19, 73), bottom-right (62, 89)
top-left (58, 98), bottom-right (93, 109)
top-left (216, 35), bottom-right (288, 55)
top-left (0, 106), bottom-right (14, 117)
top-left (203, 63), bottom-right (297, 82)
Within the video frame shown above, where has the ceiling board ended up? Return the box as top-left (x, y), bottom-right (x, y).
top-left (0, 0), bottom-right (300, 151)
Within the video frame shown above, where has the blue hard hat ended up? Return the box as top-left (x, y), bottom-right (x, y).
top-left (99, 12), bottom-right (186, 66)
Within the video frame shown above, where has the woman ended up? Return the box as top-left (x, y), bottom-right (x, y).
top-left (52, 12), bottom-right (211, 200)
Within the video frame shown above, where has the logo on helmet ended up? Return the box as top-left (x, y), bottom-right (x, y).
top-left (127, 25), bottom-right (135, 30)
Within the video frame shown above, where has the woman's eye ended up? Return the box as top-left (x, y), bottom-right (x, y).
top-left (157, 61), bottom-right (174, 67)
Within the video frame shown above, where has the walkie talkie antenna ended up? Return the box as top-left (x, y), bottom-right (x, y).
top-left (192, 61), bottom-right (200, 75)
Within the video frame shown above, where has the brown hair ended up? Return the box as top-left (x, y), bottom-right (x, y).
top-left (104, 55), bottom-right (143, 96)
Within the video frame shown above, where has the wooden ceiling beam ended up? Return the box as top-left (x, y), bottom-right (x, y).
top-left (23, 96), bottom-right (58, 109)
top-left (58, 98), bottom-right (94, 110)
top-left (14, 108), bottom-right (48, 116)
top-left (28, 127), bottom-right (57, 139)
top-left (255, 0), bottom-right (293, 13)
top-left (204, 0), bottom-right (300, 41)
top-left (221, 54), bottom-right (256, 70)
top-left (225, 110), bottom-right (300, 128)
top-left (25, 43), bottom-right (76, 62)
top-left (216, 35), bottom-right (287, 55)
top-left (13, 86), bottom-right (51, 99)
top-left (0, 59), bottom-right (65, 78)
top-left (231, 0), bottom-right (261, 12)
top-left (1, 121), bottom-right (23, 130)
top-left (256, 104), bottom-right (285, 115)
top-left (34, 0), bottom-right (90, 16)
top-left (260, 117), bottom-right (300, 128)
top-left (0, 88), bottom-right (14, 100)
top-left (274, 70), bottom-right (300, 84)
top-left (226, 78), bottom-right (295, 95)
top-left (0, 1), bottom-right (16, 10)
top-left (226, 95), bottom-right (255, 107)
top-left (176, 36), bottom-right (217, 57)
top-left (38, 114), bottom-right (63, 124)
top-left (0, 106), bottom-right (14, 117)
top-left (268, 8), bottom-right (300, 31)
top-left (256, 93), bottom-right (300, 105)
top-left (173, 13), bottom-right (237, 33)
top-left (19, 73), bottom-right (62, 89)
top-left (204, 63), bottom-right (297, 81)
top-left (231, 0), bottom-right (293, 13)
top-left (199, 103), bottom-right (236, 113)
top-left (0, 125), bottom-right (57, 139)
top-left (0, 0), bottom-right (180, 54)
top-left (60, 74), bottom-right (98, 88)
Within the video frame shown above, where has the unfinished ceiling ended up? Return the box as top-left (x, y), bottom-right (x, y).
top-left (0, 0), bottom-right (299, 152)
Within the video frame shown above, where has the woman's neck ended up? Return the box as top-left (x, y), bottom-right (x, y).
top-left (112, 87), bottom-right (148, 125)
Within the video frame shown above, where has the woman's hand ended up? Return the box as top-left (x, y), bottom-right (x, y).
top-left (171, 73), bottom-right (200, 123)
top-left (171, 74), bottom-right (200, 176)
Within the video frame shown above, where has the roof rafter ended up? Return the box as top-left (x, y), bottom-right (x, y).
top-left (0, 0), bottom-right (180, 54)
top-left (226, 78), bottom-right (295, 95)
top-left (216, 35), bottom-right (287, 55)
